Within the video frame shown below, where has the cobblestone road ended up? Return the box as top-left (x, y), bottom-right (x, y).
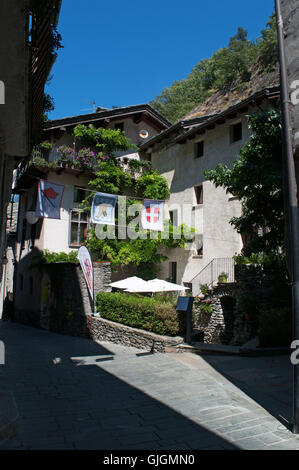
top-left (0, 321), bottom-right (299, 450)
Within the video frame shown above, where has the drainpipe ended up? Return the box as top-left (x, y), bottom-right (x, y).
top-left (275, 0), bottom-right (299, 434)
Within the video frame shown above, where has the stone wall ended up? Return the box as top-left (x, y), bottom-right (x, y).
top-left (231, 264), bottom-right (263, 345)
top-left (193, 265), bottom-right (269, 346)
top-left (193, 283), bottom-right (236, 344)
top-left (89, 315), bottom-right (184, 353)
top-left (14, 261), bottom-right (112, 337)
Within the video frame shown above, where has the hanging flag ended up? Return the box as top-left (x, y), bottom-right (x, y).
top-left (35, 180), bottom-right (64, 220)
top-left (141, 199), bottom-right (164, 231)
top-left (78, 246), bottom-right (94, 301)
top-left (91, 192), bottom-right (117, 225)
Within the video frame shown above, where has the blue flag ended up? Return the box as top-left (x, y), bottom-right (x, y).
top-left (35, 180), bottom-right (64, 219)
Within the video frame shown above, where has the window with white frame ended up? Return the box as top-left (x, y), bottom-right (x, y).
top-left (69, 210), bottom-right (89, 246)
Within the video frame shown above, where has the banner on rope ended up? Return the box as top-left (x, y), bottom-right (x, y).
top-left (35, 180), bottom-right (64, 219)
top-left (91, 192), bottom-right (117, 225)
top-left (141, 199), bottom-right (164, 231)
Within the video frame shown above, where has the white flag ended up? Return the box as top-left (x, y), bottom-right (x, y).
top-left (141, 199), bottom-right (164, 231)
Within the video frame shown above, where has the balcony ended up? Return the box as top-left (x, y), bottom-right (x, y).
top-left (30, 144), bottom-right (102, 171)
top-left (12, 144), bottom-right (100, 194)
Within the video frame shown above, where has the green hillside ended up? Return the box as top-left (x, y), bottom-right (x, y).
top-left (150, 13), bottom-right (278, 123)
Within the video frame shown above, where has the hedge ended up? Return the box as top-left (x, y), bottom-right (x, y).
top-left (96, 292), bottom-right (184, 337)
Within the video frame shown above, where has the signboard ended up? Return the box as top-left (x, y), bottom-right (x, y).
top-left (78, 246), bottom-right (94, 301)
top-left (176, 296), bottom-right (194, 313)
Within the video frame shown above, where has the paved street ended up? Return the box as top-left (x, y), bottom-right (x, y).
top-left (0, 320), bottom-right (299, 450)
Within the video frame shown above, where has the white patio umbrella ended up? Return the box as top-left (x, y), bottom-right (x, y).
top-left (124, 278), bottom-right (190, 293)
top-left (149, 279), bottom-right (190, 291)
top-left (109, 276), bottom-right (149, 290)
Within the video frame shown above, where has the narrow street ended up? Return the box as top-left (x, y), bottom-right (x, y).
top-left (0, 320), bottom-right (298, 450)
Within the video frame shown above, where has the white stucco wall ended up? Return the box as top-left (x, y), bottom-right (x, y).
top-left (47, 116), bottom-right (157, 162)
top-left (150, 107), bottom-right (269, 286)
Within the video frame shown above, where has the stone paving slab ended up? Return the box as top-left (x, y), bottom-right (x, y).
top-left (0, 321), bottom-right (299, 450)
top-left (0, 391), bottom-right (18, 441)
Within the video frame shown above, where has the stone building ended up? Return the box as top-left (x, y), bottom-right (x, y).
top-left (140, 86), bottom-right (281, 294)
top-left (0, 0), bottom-right (62, 305)
top-left (0, 198), bottom-right (19, 319)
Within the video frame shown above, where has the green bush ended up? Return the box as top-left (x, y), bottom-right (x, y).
top-left (96, 292), bottom-right (183, 336)
top-left (218, 272), bottom-right (228, 283)
top-left (199, 302), bottom-right (213, 316)
top-left (30, 250), bottom-right (79, 269)
top-left (200, 284), bottom-right (209, 296)
top-left (258, 307), bottom-right (292, 347)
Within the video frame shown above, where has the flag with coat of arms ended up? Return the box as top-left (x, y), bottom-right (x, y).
top-left (141, 199), bottom-right (164, 231)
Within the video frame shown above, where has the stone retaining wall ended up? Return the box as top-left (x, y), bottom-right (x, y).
top-left (14, 261), bottom-right (112, 337)
top-left (89, 315), bottom-right (184, 353)
top-left (193, 264), bottom-right (277, 346)
top-left (193, 283), bottom-right (236, 344)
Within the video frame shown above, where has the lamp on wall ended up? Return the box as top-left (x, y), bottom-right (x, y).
top-left (26, 211), bottom-right (39, 224)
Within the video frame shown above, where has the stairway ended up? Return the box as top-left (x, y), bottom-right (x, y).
top-left (190, 258), bottom-right (235, 295)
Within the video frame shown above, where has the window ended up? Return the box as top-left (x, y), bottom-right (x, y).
top-left (194, 141), bottom-right (204, 159)
top-left (21, 218), bottom-right (27, 250)
top-left (230, 122), bottom-right (242, 143)
top-left (70, 210), bottom-right (89, 246)
top-left (169, 262), bottom-right (177, 284)
top-left (194, 185), bottom-right (203, 205)
top-left (114, 122), bottom-right (124, 132)
top-left (169, 209), bottom-right (178, 227)
top-left (73, 187), bottom-right (88, 207)
top-left (197, 247), bottom-right (203, 257)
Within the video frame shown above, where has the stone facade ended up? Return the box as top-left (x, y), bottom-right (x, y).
top-left (192, 264), bottom-right (272, 346)
top-left (141, 91), bottom-right (279, 292)
top-left (0, 200), bottom-right (19, 319)
top-left (89, 315), bottom-right (184, 353)
top-left (14, 261), bottom-right (112, 337)
top-left (193, 283), bottom-right (236, 345)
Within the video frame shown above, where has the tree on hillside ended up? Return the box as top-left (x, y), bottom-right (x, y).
top-left (204, 110), bottom-right (284, 256)
top-left (150, 14), bottom-right (278, 123)
top-left (256, 13), bottom-right (278, 71)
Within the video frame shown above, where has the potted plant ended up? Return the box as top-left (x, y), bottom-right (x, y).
top-left (40, 141), bottom-right (54, 151)
top-left (218, 272), bottom-right (228, 283)
top-left (57, 145), bottom-right (74, 167)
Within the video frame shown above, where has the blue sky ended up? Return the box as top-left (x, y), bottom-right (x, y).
top-left (47, 0), bottom-right (275, 120)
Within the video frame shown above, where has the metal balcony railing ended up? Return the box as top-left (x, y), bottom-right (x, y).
top-left (190, 257), bottom-right (235, 295)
